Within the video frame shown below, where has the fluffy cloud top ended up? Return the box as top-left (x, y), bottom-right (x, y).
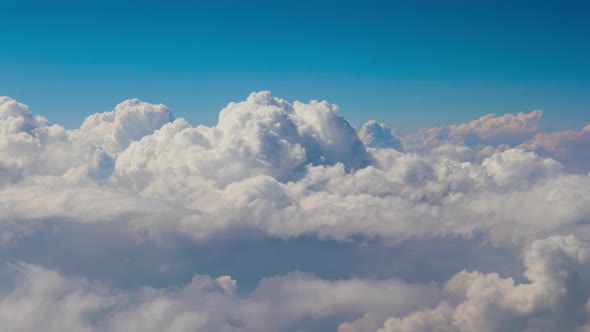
top-left (115, 91), bottom-right (371, 190)
top-left (358, 120), bottom-right (402, 150)
top-left (70, 98), bottom-right (174, 155)
top-left (0, 97), bottom-right (68, 184)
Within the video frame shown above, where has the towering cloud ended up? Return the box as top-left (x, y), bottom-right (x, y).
top-left (115, 91), bottom-right (371, 190)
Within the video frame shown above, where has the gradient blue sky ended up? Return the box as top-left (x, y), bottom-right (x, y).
top-left (2, 0), bottom-right (589, 131)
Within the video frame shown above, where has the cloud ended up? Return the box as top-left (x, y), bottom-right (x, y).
top-left (481, 148), bottom-right (562, 186)
top-left (372, 234), bottom-right (590, 332)
top-left (1, 92), bottom-right (590, 331)
top-left (519, 124), bottom-right (590, 173)
top-left (358, 120), bottom-right (402, 150)
top-left (70, 98), bottom-right (173, 155)
top-left (3, 146), bottom-right (589, 246)
top-left (1, 93), bottom-right (590, 246)
top-left (0, 97), bottom-right (69, 185)
top-left (400, 110), bottom-right (543, 151)
top-left (114, 91), bottom-right (371, 189)
top-left (0, 263), bottom-right (437, 332)
top-left (0, 97), bottom-right (174, 186)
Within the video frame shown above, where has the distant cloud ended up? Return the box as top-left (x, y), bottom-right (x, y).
top-left (520, 124), bottom-right (590, 173)
top-left (400, 110), bottom-right (543, 151)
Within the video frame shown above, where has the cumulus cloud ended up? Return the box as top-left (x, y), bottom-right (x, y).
top-left (0, 97), bottom-right (69, 184)
top-left (70, 98), bottom-right (174, 155)
top-left (114, 91), bottom-right (371, 189)
top-left (358, 120), bottom-right (402, 150)
top-left (372, 234), bottom-right (590, 332)
top-left (1, 93), bottom-right (590, 246)
top-left (1, 92), bottom-right (590, 331)
top-left (0, 97), bottom-right (173, 185)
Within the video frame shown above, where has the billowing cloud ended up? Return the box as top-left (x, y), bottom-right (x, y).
top-left (0, 96), bottom-right (69, 184)
top-left (371, 234), bottom-right (590, 332)
top-left (0, 92), bottom-right (589, 331)
top-left (1, 93), bottom-right (590, 245)
top-left (115, 91), bottom-right (371, 189)
top-left (70, 98), bottom-right (174, 155)
top-left (358, 120), bottom-right (402, 150)
top-left (0, 97), bottom-right (174, 185)
top-left (519, 124), bottom-right (590, 173)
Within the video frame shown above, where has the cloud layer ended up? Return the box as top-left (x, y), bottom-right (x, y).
top-left (1, 92), bottom-right (590, 331)
top-left (0, 263), bottom-right (438, 332)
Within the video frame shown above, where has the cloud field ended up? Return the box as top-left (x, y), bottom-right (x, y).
top-left (1, 92), bottom-right (590, 331)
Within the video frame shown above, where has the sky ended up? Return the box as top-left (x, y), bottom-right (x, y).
top-left (2, 0), bottom-right (589, 131)
top-left (4, 2), bottom-right (590, 332)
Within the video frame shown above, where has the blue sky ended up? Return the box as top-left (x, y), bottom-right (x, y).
top-left (2, 0), bottom-right (589, 130)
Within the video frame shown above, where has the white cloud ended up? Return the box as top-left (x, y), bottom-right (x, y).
top-left (0, 263), bottom-right (437, 332)
top-left (358, 120), bottom-right (402, 150)
top-left (373, 234), bottom-right (590, 332)
top-left (0, 96), bottom-right (174, 186)
top-left (1, 92), bottom-right (590, 331)
top-left (0, 97), bottom-right (69, 185)
top-left (481, 148), bottom-right (562, 186)
top-left (1, 93), bottom-right (590, 246)
top-left (114, 91), bottom-right (370, 190)
top-left (70, 98), bottom-right (174, 155)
